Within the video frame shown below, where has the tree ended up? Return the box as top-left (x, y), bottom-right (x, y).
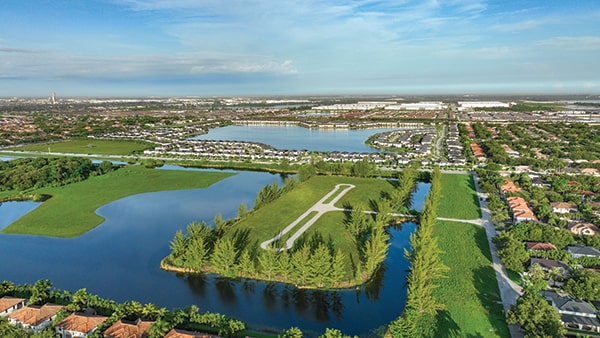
top-left (281, 327), bottom-right (303, 338)
top-left (564, 269), bottom-right (600, 301)
top-left (258, 249), bottom-right (278, 280)
top-left (330, 249), bottom-right (346, 286)
top-left (211, 237), bottom-right (238, 275)
top-left (319, 328), bottom-right (350, 338)
top-left (345, 203), bottom-right (371, 242)
top-left (495, 232), bottom-right (529, 272)
top-left (362, 228), bottom-right (390, 277)
top-left (183, 237), bottom-right (210, 272)
top-left (506, 293), bottom-right (566, 338)
top-left (169, 230), bottom-right (188, 258)
top-left (29, 279), bottom-right (52, 305)
top-left (237, 203), bottom-right (248, 218)
top-left (291, 244), bottom-right (311, 285)
top-left (308, 244), bottom-right (332, 287)
top-left (236, 250), bottom-right (256, 278)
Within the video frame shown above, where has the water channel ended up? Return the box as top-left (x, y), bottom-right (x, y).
top-left (0, 126), bottom-right (426, 336)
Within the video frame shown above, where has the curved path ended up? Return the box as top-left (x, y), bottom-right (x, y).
top-left (260, 184), bottom-right (355, 251)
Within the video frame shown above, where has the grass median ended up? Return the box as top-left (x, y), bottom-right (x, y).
top-left (438, 173), bottom-right (482, 220)
top-left (2, 165), bottom-right (234, 237)
top-left (433, 221), bottom-right (509, 337)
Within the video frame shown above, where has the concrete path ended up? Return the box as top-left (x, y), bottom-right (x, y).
top-left (260, 184), bottom-right (355, 251)
top-left (471, 172), bottom-right (523, 338)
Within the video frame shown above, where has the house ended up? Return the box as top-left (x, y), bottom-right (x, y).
top-left (542, 290), bottom-right (600, 333)
top-left (7, 303), bottom-right (64, 333)
top-left (164, 328), bottom-right (221, 338)
top-left (55, 312), bottom-right (108, 338)
top-left (567, 246), bottom-right (600, 259)
top-left (551, 202), bottom-right (577, 214)
top-left (0, 296), bottom-right (26, 317)
top-left (103, 318), bottom-right (154, 338)
top-left (507, 196), bottom-right (537, 223)
top-left (500, 177), bottom-right (521, 194)
top-left (529, 258), bottom-right (569, 275)
top-left (526, 242), bottom-right (557, 251)
top-left (579, 168), bottom-right (600, 176)
top-left (531, 176), bottom-right (550, 188)
top-left (568, 222), bottom-right (600, 236)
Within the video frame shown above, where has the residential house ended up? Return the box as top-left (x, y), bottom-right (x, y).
top-left (567, 246), bottom-right (600, 259)
top-left (507, 196), bottom-right (538, 223)
top-left (551, 202), bottom-right (577, 215)
top-left (164, 328), bottom-right (221, 338)
top-left (500, 177), bottom-right (521, 196)
top-left (0, 296), bottom-right (26, 317)
top-left (568, 222), bottom-right (600, 236)
top-left (542, 290), bottom-right (600, 333)
top-left (103, 318), bottom-right (154, 338)
top-left (579, 168), bottom-right (600, 176)
top-left (529, 258), bottom-right (569, 275)
top-left (526, 242), bottom-right (557, 251)
top-left (7, 303), bottom-right (64, 333)
top-left (55, 312), bottom-right (108, 338)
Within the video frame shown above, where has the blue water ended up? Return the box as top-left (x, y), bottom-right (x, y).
top-left (0, 168), bottom-right (428, 336)
top-left (191, 125), bottom-right (394, 153)
top-left (0, 201), bottom-right (42, 230)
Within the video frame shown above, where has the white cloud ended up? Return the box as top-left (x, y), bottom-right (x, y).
top-left (537, 36), bottom-right (600, 51)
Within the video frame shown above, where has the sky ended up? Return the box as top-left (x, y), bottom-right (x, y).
top-left (0, 0), bottom-right (599, 97)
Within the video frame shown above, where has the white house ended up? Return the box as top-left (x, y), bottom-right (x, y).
top-left (55, 312), bottom-right (108, 338)
top-left (7, 303), bottom-right (64, 333)
top-left (0, 296), bottom-right (26, 317)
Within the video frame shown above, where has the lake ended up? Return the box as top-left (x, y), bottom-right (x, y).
top-left (191, 125), bottom-right (395, 153)
top-left (0, 169), bottom-right (428, 337)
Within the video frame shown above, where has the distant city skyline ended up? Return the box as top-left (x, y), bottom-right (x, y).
top-left (0, 0), bottom-right (599, 97)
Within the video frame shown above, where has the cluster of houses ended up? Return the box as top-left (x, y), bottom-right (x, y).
top-left (445, 123), bottom-right (466, 165)
top-left (496, 171), bottom-right (600, 333)
top-left (0, 297), bottom-right (219, 337)
top-left (526, 244), bottom-right (600, 333)
top-left (91, 120), bottom-right (471, 168)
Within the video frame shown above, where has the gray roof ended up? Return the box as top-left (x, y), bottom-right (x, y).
top-left (529, 258), bottom-right (569, 271)
top-left (567, 246), bottom-right (600, 257)
top-left (562, 313), bottom-right (600, 327)
top-left (542, 290), bottom-right (597, 316)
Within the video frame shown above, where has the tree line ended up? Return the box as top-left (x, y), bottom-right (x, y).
top-left (0, 157), bottom-right (115, 192)
top-left (387, 167), bottom-right (449, 337)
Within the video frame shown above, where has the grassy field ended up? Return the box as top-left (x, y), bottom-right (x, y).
top-left (433, 221), bottom-right (508, 337)
top-left (9, 139), bottom-right (155, 155)
top-left (2, 166), bottom-right (234, 237)
top-left (229, 175), bottom-right (398, 278)
top-left (437, 173), bottom-right (482, 220)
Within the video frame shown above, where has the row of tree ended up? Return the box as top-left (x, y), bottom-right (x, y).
top-left (387, 167), bottom-right (448, 337)
top-left (0, 157), bottom-right (115, 191)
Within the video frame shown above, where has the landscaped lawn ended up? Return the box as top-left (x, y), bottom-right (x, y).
top-left (433, 221), bottom-right (508, 337)
top-left (437, 173), bottom-right (482, 220)
top-left (2, 166), bottom-right (234, 237)
top-left (9, 139), bottom-right (155, 155)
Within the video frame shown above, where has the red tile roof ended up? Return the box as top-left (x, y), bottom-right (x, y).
top-left (8, 303), bottom-right (63, 327)
top-left (500, 178), bottom-right (521, 193)
top-left (55, 313), bottom-right (108, 334)
top-left (526, 242), bottom-right (557, 251)
top-left (0, 296), bottom-right (26, 313)
top-left (103, 319), bottom-right (154, 338)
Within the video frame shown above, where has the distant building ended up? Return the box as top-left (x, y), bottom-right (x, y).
top-left (385, 102), bottom-right (447, 110)
top-left (458, 101), bottom-right (510, 110)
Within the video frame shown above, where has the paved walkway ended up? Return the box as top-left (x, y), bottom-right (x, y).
top-left (470, 172), bottom-right (523, 338)
top-left (260, 184), bottom-right (355, 251)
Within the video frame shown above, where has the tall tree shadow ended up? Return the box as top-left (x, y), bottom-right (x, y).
top-left (433, 310), bottom-right (461, 337)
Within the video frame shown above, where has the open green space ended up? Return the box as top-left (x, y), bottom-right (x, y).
top-left (433, 221), bottom-right (509, 337)
top-left (9, 139), bottom-right (155, 155)
top-left (2, 166), bottom-right (234, 237)
top-left (437, 173), bottom-right (482, 219)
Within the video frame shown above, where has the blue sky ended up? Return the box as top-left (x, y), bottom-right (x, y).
top-left (0, 0), bottom-right (599, 97)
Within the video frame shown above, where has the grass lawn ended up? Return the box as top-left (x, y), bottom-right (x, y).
top-left (230, 175), bottom-right (398, 279)
top-left (9, 139), bottom-right (155, 155)
top-left (433, 221), bottom-right (509, 337)
top-left (437, 173), bottom-right (482, 220)
top-left (2, 166), bottom-right (234, 237)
